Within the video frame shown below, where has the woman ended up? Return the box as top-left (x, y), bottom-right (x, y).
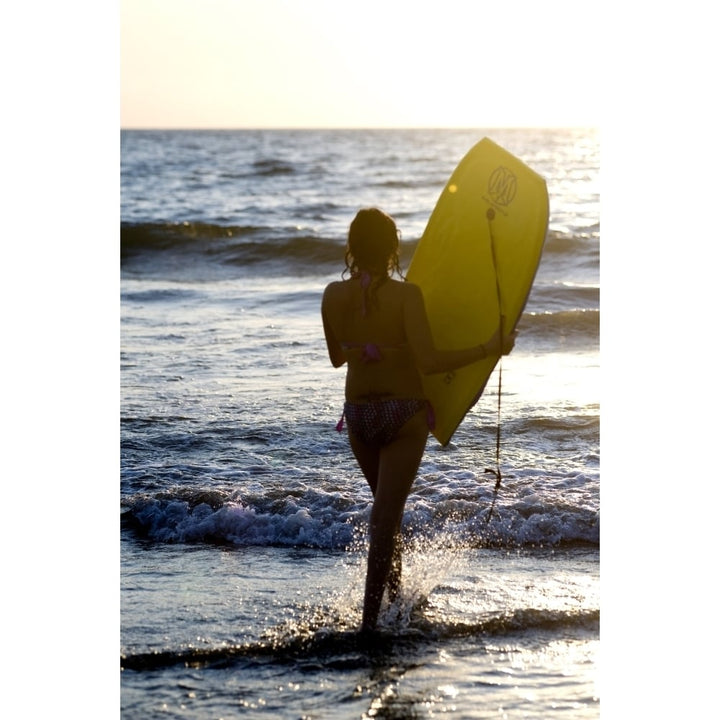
top-left (321, 208), bottom-right (515, 631)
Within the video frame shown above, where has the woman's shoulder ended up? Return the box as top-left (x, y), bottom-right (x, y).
top-left (322, 279), bottom-right (354, 310)
top-left (389, 278), bottom-right (422, 299)
top-left (383, 277), bottom-right (416, 288)
top-left (323, 279), bottom-right (346, 296)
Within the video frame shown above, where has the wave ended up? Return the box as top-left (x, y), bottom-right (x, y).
top-left (544, 228), bottom-right (599, 252)
top-left (518, 308), bottom-right (599, 342)
top-left (373, 177), bottom-right (442, 189)
top-left (514, 412), bottom-right (599, 435)
top-left (121, 482), bottom-right (599, 550)
top-left (121, 221), bottom-right (349, 270)
top-left (121, 221), bottom-right (283, 251)
top-left (252, 158), bottom-right (296, 176)
top-left (529, 282), bottom-right (598, 308)
top-left (120, 606), bottom-right (599, 671)
top-left (121, 221), bottom-right (598, 280)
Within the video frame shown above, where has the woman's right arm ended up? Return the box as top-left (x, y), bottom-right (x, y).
top-left (403, 283), bottom-right (514, 375)
top-left (321, 284), bottom-right (348, 368)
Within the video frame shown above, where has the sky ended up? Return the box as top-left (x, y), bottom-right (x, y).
top-left (121, 0), bottom-right (600, 129)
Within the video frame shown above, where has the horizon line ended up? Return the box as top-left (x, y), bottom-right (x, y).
top-left (120, 124), bottom-right (597, 132)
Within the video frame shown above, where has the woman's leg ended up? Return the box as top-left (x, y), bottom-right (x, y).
top-left (388, 534), bottom-right (402, 603)
top-left (349, 433), bottom-right (402, 603)
top-left (349, 432), bottom-right (381, 496)
top-left (360, 410), bottom-right (428, 631)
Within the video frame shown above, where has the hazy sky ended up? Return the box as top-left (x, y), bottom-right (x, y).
top-left (121, 0), bottom-right (600, 129)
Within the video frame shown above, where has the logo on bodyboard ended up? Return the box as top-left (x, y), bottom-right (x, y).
top-left (488, 166), bottom-right (517, 206)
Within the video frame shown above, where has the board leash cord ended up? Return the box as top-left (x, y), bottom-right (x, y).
top-left (484, 358), bottom-right (503, 523)
top-left (485, 207), bottom-right (503, 524)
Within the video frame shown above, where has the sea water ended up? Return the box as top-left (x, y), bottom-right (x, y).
top-left (120, 128), bottom-right (599, 718)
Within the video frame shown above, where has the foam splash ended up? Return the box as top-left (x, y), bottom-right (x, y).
top-left (257, 528), bottom-right (468, 648)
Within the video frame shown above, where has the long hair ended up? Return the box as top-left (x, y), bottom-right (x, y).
top-left (343, 208), bottom-right (404, 280)
top-left (342, 208), bottom-right (404, 314)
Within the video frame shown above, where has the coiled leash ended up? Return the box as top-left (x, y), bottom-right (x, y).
top-left (485, 207), bottom-right (503, 524)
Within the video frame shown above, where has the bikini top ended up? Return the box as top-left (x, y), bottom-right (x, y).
top-left (343, 272), bottom-right (407, 363)
top-left (341, 341), bottom-right (410, 364)
top-left (341, 342), bottom-right (383, 364)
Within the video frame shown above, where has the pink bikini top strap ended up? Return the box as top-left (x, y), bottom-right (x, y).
top-left (340, 341), bottom-right (383, 363)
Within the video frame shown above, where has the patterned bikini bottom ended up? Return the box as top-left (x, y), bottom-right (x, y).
top-left (338, 398), bottom-right (434, 446)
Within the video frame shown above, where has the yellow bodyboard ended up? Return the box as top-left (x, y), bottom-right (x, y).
top-left (406, 138), bottom-right (548, 445)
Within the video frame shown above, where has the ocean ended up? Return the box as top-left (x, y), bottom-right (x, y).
top-left (120, 128), bottom-right (599, 718)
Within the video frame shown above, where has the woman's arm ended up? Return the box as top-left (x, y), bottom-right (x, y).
top-left (403, 283), bottom-right (514, 375)
top-left (321, 284), bottom-right (347, 368)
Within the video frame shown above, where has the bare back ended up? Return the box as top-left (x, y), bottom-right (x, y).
top-left (321, 277), bottom-right (429, 403)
